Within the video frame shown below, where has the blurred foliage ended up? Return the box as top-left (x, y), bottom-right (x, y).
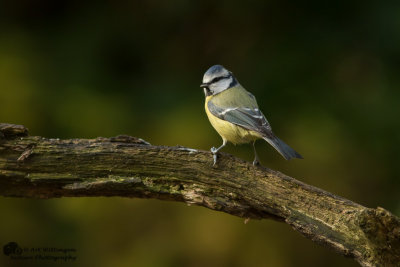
top-left (1, 1), bottom-right (400, 266)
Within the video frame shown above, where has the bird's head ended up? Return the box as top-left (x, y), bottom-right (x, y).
top-left (200, 65), bottom-right (237, 96)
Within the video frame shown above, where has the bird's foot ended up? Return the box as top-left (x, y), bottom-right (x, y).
top-left (213, 153), bottom-right (218, 166)
top-left (210, 147), bottom-right (218, 166)
top-left (252, 159), bottom-right (260, 166)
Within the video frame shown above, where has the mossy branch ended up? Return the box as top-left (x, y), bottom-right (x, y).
top-left (0, 123), bottom-right (399, 266)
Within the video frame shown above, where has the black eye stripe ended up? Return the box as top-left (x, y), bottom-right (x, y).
top-left (210, 74), bottom-right (231, 84)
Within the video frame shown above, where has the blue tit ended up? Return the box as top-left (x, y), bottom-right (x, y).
top-left (200, 65), bottom-right (303, 166)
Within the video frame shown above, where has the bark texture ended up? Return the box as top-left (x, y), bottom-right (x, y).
top-left (0, 123), bottom-right (399, 266)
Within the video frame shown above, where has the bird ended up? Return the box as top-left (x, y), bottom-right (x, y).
top-left (200, 65), bottom-right (303, 166)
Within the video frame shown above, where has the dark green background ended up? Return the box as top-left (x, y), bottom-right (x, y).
top-left (1, 1), bottom-right (399, 266)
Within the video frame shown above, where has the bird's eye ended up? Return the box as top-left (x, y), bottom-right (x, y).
top-left (210, 75), bottom-right (230, 84)
top-left (212, 77), bottom-right (224, 83)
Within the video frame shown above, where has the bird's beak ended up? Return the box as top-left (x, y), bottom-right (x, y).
top-left (200, 83), bottom-right (209, 88)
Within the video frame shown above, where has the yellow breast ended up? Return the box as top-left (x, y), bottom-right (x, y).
top-left (205, 96), bottom-right (262, 145)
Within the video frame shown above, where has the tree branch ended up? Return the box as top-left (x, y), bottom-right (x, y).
top-left (0, 123), bottom-right (399, 266)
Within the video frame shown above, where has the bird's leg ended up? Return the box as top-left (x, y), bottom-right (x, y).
top-left (211, 139), bottom-right (227, 166)
top-left (252, 141), bottom-right (261, 166)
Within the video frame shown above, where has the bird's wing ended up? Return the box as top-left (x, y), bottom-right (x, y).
top-left (207, 99), bottom-right (272, 135)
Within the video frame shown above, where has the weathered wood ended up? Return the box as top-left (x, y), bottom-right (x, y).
top-left (0, 123), bottom-right (399, 266)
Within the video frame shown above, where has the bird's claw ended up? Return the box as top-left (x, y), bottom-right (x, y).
top-left (213, 153), bottom-right (218, 166)
top-left (252, 159), bottom-right (260, 166)
top-left (210, 147), bottom-right (218, 166)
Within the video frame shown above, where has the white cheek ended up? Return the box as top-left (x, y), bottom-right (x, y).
top-left (210, 78), bottom-right (232, 94)
top-left (218, 78), bottom-right (232, 89)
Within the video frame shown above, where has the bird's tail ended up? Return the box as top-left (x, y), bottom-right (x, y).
top-left (263, 133), bottom-right (303, 160)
